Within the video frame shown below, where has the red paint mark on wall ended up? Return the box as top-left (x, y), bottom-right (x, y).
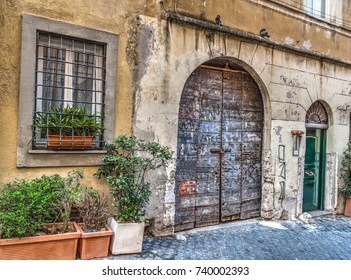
top-left (179, 180), bottom-right (196, 196)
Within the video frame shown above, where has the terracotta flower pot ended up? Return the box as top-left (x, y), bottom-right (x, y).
top-left (0, 222), bottom-right (80, 260)
top-left (77, 223), bottom-right (113, 260)
top-left (48, 135), bottom-right (93, 149)
top-left (344, 196), bottom-right (351, 217)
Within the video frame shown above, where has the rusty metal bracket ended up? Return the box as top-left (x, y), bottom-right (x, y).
top-left (210, 148), bottom-right (231, 154)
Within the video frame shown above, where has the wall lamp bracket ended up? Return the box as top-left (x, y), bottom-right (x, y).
top-left (291, 129), bottom-right (304, 156)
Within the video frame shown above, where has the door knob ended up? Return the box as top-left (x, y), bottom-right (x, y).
top-left (305, 171), bottom-right (314, 176)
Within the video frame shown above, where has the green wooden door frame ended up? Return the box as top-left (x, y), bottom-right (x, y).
top-left (302, 129), bottom-right (326, 212)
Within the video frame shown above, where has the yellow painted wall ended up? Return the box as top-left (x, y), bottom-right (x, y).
top-left (0, 0), bottom-right (153, 188)
top-left (162, 0), bottom-right (351, 60)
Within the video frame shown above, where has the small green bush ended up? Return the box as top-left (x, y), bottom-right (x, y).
top-left (340, 143), bottom-right (351, 196)
top-left (75, 187), bottom-right (114, 231)
top-left (0, 174), bottom-right (63, 239)
top-left (34, 106), bottom-right (105, 136)
top-left (58, 169), bottom-right (85, 232)
top-left (0, 170), bottom-right (87, 239)
top-left (96, 135), bottom-right (173, 223)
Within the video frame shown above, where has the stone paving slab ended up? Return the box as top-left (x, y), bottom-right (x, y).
top-left (101, 215), bottom-right (351, 260)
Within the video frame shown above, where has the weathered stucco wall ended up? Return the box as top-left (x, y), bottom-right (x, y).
top-left (160, 0), bottom-right (351, 61)
top-left (2, 0), bottom-right (351, 235)
top-left (0, 0), bottom-right (157, 188)
top-left (133, 12), bottom-right (351, 233)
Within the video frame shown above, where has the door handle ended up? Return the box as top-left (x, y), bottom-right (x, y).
top-left (210, 148), bottom-right (225, 154)
top-left (210, 148), bottom-right (231, 154)
top-left (305, 171), bottom-right (314, 176)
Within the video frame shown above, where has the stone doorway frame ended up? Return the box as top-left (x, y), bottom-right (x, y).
top-left (297, 100), bottom-right (335, 217)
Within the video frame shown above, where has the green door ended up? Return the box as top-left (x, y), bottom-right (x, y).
top-left (303, 129), bottom-right (326, 212)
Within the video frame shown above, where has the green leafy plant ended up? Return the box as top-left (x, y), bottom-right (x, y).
top-left (0, 170), bottom-right (88, 239)
top-left (0, 174), bottom-right (63, 239)
top-left (75, 187), bottom-right (114, 231)
top-left (340, 143), bottom-right (351, 197)
top-left (57, 169), bottom-right (85, 233)
top-left (96, 135), bottom-right (173, 223)
top-left (35, 106), bottom-right (105, 137)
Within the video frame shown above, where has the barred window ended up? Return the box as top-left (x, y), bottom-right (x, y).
top-left (32, 32), bottom-right (106, 150)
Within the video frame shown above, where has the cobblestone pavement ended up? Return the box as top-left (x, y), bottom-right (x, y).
top-left (102, 215), bottom-right (351, 260)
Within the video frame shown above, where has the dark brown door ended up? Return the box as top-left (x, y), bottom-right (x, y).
top-left (175, 66), bottom-right (263, 231)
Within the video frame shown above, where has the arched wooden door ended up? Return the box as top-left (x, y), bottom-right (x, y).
top-left (174, 63), bottom-right (263, 231)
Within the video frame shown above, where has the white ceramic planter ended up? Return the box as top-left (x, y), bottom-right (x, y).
top-left (108, 217), bottom-right (144, 255)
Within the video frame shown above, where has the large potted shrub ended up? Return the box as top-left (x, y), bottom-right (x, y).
top-left (75, 187), bottom-right (114, 259)
top-left (340, 143), bottom-right (351, 217)
top-left (0, 171), bottom-right (83, 260)
top-left (96, 135), bottom-right (173, 255)
top-left (34, 106), bottom-right (104, 149)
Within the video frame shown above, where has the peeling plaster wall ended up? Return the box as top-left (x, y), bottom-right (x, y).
top-left (160, 0), bottom-right (351, 61)
top-left (0, 0), bottom-right (155, 188)
top-left (133, 15), bottom-right (351, 233)
top-left (2, 0), bottom-right (351, 235)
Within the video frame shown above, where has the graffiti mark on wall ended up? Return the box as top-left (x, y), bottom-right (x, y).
top-left (279, 75), bottom-right (301, 87)
top-left (179, 180), bottom-right (197, 196)
top-left (278, 145), bottom-right (286, 199)
top-left (286, 90), bottom-right (297, 99)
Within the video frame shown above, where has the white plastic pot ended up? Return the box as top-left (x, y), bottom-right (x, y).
top-left (108, 217), bottom-right (144, 255)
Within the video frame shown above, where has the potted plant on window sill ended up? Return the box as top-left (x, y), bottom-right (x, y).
top-left (0, 170), bottom-right (83, 260)
top-left (34, 106), bottom-right (105, 149)
top-left (340, 143), bottom-right (351, 217)
top-left (96, 135), bottom-right (173, 255)
top-left (75, 187), bottom-right (114, 259)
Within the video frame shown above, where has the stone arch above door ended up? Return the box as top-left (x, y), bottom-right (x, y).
top-left (174, 58), bottom-right (264, 232)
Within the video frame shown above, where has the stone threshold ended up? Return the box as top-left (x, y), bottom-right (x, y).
top-left (307, 210), bottom-right (333, 218)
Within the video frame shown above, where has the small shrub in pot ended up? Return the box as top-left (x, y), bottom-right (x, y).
top-left (75, 187), bottom-right (114, 259)
top-left (0, 172), bottom-right (82, 260)
top-left (96, 134), bottom-right (173, 223)
top-left (75, 187), bottom-right (114, 232)
top-left (95, 134), bottom-right (173, 255)
top-left (0, 174), bottom-right (63, 239)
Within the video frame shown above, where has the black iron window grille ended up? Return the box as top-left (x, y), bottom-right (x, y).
top-left (32, 32), bottom-right (106, 150)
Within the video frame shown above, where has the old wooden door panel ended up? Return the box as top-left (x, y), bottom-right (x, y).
top-left (195, 68), bottom-right (222, 227)
top-left (175, 66), bottom-right (263, 231)
top-left (174, 70), bottom-right (201, 231)
top-left (220, 71), bottom-right (262, 221)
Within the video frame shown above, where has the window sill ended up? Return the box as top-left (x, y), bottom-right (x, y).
top-left (17, 149), bottom-right (107, 168)
top-left (28, 149), bottom-right (107, 154)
